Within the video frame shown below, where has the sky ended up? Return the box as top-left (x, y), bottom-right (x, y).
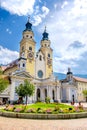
top-left (0, 0), bottom-right (87, 74)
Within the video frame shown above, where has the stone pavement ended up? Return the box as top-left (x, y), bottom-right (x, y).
top-left (0, 103), bottom-right (87, 130)
top-left (0, 116), bottom-right (87, 130)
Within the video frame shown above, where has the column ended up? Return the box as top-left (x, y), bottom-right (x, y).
top-left (56, 86), bottom-right (61, 102)
top-left (10, 78), bottom-right (16, 103)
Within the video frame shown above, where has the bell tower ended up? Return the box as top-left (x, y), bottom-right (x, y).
top-left (19, 18), bottom-right (36, 76)
top-left (40, 27), bottom-right (53, 78)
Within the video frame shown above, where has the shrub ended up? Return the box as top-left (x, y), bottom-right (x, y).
top-left (26, 108), bottom-right (36, 113)
top-left (37, 97), bottom-right (41, 102)
top-left (63, 109), bottom-right (69, 113)
top-left (58, 108), bottom-right (63, 113)
top-left (4, 105), bottom-right (15, 112)
top-left (78, 105), bottom-right (83, 110)
top-left (37, 109), bottom-right (44, 113)
top-left (45, 97), bottom-right (50, 103)
top-left (45, 108), bottom-right (52, 114)
top-left (54, 105), bottom-right (60, 111)
top-left (69, 107), bottom-right (73, 111)
top-left (37, 108), bottom-right (41, 111)
top-left (14, 107), bottom-right (24, 113)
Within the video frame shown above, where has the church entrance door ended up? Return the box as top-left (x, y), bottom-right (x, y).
top-left (45, 89), bottom-right (47, 100)
top-left (37, 88), bottom-right (40, 101)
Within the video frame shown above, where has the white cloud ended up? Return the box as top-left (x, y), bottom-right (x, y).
top-left (54, 4), bottom-right (58, 9)
top-left (38, 0), bottom-right (87, 73)
top-left (61, 1), bottom-right (68, 9)
top-left (1, 0), bottom-right (50, 26)
top-left (33, 6), bottom-right (49, 26)
top-left (41, 6), bottom-right (49, 18)
top-left (68, 0), bottom-right (87, 18)
top-left (1, 0), bottom-right (35, 16)
top-left (0, 46), bottom-right (19, 65)
top-left (6, 28), bottom-right (12, 34)
top-left (33, 15), bottom-right (42, 26)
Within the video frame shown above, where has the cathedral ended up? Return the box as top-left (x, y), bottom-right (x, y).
top-left (1, 18), bottom-right (87, 104)
top-left (3, 19), bottom-right (61, 103)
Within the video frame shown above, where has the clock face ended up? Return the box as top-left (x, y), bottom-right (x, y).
top-left (38, 70), bottom-right (43, 78)
top-left (28, 52), bottom-right (33, 59)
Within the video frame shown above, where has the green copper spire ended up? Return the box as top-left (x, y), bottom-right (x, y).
top-left (24, 16), bottom-right (32, 31)
top-left (42, 26), bottom-right (49, 40)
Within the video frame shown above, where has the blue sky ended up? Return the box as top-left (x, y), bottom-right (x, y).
top-left (0, 0), bottom-right (87, 74)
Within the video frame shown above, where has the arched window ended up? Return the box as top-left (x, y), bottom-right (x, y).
top-left (52, 90), bottom-right (55, 100)
top-left (23, 63), bottom-right (25, 67)
top-left (26, 35), bottom-right (29, 38)
top-left (37, 88), bottom-right (40, 101)
top-left (45, 89), bottom-right (47, 98)
top-left (39, 55), bottom-right (42, 61)
top-left (29, 47), bottom-right (32, 51)
top-left (48, 53), bottom-right (50, 58)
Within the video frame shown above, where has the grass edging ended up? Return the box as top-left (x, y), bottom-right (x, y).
top-left (0, 110), bottom-right (87, 119)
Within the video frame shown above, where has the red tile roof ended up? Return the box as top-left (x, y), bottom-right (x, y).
top-left (73, 76), bottom-right (87, 83)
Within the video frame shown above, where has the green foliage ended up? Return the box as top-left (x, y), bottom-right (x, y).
top-left (54, 105), bottom-right (60, 111)
top-left (83, 90), bottom-right (87, 97)
top-left (4, 103), bottom-right (84, 114)
top-left (0, 78), bottom-right (9, 93)
top-left (24, 79), bottom-right (35, 97)
top-left (26, 108), bottom-right (37, 113)
top-left (45, 97), bottom-right (50, 103)
top-left (0, 69), bottom-right (3, 75)
top-left (37, 97), bottom-right (41, 102)
top-left (82, 90), bottom-right (87, 102)
top-left (15, 84), bottom-right (25, 97)
top-left (15, 79), bottom-right (35, 104)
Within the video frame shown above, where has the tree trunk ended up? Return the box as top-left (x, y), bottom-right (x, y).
top-left (26, 95), bottom-right (28, 105)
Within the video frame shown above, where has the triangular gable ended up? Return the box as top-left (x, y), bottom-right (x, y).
top-left (13, 71), bottom-right (33, 79)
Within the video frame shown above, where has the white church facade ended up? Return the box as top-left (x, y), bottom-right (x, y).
top-left (1, 19), bottom-right (87, 104)
top-left (2, 19), bottom-right (61, 104)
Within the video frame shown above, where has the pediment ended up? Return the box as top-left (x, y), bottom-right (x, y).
top-left (12, 71), bottom-right (33, 79)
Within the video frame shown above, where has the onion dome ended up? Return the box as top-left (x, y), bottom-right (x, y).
top-left (42, 26), bottom-right (49, 40)
top-left (24, 17), bottom-right (32, 31)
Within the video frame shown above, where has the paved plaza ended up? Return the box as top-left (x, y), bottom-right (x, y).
top-left (0, 116), bottom-right (87, 130)
top-left (0, 103), bottom-right (87, 130)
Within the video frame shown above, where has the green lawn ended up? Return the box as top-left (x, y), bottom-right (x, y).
top-left (23, 102), bottom-right (73, 109)
top-left (2, 102), bottom-right (84, 114)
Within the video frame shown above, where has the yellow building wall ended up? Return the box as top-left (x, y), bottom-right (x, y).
top-left (77, 81), bottom-right (87, 101)
top-left (19, 31), bottom-right (36, 77)
top-left (46, 64), bottom-right (53, 78)
top-left (40, 44), bottom-right (53, 78)
top-left (26, 59), bottom-right (35, 77)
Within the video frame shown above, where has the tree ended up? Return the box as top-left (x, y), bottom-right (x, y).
top-left (0, 66), bottom-right (3, 75)
top-left (0, 78), bottom-right (9, 93)
top-left (82, 90), bottom-right (87, 102)
top-left (15, 79), bottom-right (35, 105)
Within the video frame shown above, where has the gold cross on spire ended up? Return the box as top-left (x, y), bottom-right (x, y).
top-left (28, 15), bottom-right (30, 22)
top-left (45, 25), bottom-right (47, 32)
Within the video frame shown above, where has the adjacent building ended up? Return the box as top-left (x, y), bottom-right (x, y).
top-left (60, 68), bottom-right (87, 102)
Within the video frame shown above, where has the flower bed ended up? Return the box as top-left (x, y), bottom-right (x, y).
top-left (0, 103), bottom-right (87, 119)
top-left (3, 103), bottom-right (85, 114)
